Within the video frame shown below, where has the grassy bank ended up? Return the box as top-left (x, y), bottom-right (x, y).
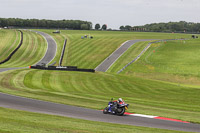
top-left (0, 30), bottom-right (47, 68)
top-left (119, 39), bottom-right (200, 86)
top-left (107, 41), bottom-right (153, 73)
top-left (0, 29), bottom-right (20, 62)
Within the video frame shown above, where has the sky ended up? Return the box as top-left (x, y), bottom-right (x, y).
top-left (0, 0), bottom-right (200, 29)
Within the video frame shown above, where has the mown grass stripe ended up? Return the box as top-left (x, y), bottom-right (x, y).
top-left (0, 30), bottom-right (19, 61)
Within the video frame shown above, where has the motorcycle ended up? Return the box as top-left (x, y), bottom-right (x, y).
top-left (103, 98), bottom-right (129, 116)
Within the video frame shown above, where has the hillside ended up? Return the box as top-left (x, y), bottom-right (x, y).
top-left (0, 30), bottom-right (47, 68)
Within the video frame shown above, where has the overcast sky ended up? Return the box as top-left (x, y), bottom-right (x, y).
top-left (0, 0), bottom-right (200, 29)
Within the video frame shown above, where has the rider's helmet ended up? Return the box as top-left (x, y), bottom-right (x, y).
top-left (118, 98), bottom-right (123, 102)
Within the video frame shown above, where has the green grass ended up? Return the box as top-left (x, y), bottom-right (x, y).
top-left (0, 69), bottom-right (200, 123)
top-left (0, 30), bottom-right (47, 68)
top-left (107, 41), bottom-right (154, 73)
top-left (119, 39), bottom-right (200, 86)
top-left (40, 30), bottom-right (191, 69)
top-left (0, 107), bottom-right (189, 133)
top-left (0, 29), bottom-right (20, 62)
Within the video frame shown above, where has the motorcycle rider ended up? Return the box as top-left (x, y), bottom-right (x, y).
top-left (117, 98), bottom-right (125, 105)
top-left (108, 98), bottom-right (125, 113)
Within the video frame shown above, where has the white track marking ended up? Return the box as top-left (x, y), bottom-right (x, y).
top-left (130, 114), bottom-right (158, 118)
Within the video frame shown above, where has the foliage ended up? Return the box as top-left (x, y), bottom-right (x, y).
top-left (95, 23), bottom-right (101, 30)
top-left (102, 24), bottom-right (107, 30)
top-left (119, 25), bottom-right (125, 30)
top-left (134, 21), bottom-right (200, 33)
top-left (125, 25), bottom-right (132, 31)
top-left (119, 21), bottom-right (200, 33)
top-left (0, 18), bottom-right (92, 30)
top-left (80, 24), bottom-right (89, 30)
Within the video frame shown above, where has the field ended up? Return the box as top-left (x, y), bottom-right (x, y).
top-left (0, 29), bottom-right (20, 63)
top-left (0, 30), bottom-right (47, 68)
top-left (40, 30), bottom-right (190, 68)
top-left (0, 29), bottom-right (200, 132)
top-left (0, 107), bottom-right (188, 133)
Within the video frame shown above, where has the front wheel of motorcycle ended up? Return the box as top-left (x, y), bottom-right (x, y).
top-left (103, 107), bottom-right (108, 114)
top-left (117, 107), bottom-right (125, 116)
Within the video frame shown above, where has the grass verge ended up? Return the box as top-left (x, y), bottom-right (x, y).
top-left (0, 107), bottom-right (189, 133)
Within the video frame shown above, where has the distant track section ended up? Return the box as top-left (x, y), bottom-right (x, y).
top-left (95, 39), bottom-right (155, 72)
top-left (32, 31), bottom-right (57, 66)
top-left (0, 30), bottom-right (23, 65)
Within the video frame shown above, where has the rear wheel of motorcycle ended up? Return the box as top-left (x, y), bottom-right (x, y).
top-left (117, 108), bottom-right (125, 116)
top-left (103, 107), bottom-right (108, 114)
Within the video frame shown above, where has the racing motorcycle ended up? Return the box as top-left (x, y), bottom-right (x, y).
top-left (103, 98), bottom-right (129, 116)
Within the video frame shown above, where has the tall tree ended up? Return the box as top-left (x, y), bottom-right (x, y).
top-left (119, 26), bottom-right (125, 30)
top-left (102, 24), bottom-right (107, 30)
top-left (125, 25), bottom-right (131, 31)
top-left (95, 23), bottom-right (100, 30)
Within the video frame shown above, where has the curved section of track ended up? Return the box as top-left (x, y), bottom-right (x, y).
top-left (0, 92), bottom-right (200, 132)
top-left (95, 39), bottom-right (155, 72)
top-left (32, 31), bottom-right (57, 66)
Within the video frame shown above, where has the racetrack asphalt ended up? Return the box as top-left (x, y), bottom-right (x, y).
top-left (0, 34), bottom-right (200, 132)
top-left (95, 39), bottom-right (155, 72)
top-left (32, 31), bottom-right (57, 66)
top-left (0, 92), bottom-right (200, 132)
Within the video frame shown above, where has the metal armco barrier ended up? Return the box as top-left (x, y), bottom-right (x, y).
top-left (59, 39), bottom-right (67, 66)
top-left (30, 65), bottom-right (95, 73)
top-left (0, 30), bottom-right (23, 64)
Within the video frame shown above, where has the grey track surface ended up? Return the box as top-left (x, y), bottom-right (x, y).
top-left (0, 92), bottom-right (200, 132)
top-left (32, 31), bottom-right (57, 66)
top-left (0, 67), bottom-right (28, 72)
top-left (95, 39), bottom-right (155, 72)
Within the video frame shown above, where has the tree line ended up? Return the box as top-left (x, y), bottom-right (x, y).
top-left (120, 21), bottom-right (200, 33)
top-left (0, 18), bottom-right (92, 30)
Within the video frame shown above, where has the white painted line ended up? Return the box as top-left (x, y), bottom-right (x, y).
top-left (130, 114), bottom-right (158, 118)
